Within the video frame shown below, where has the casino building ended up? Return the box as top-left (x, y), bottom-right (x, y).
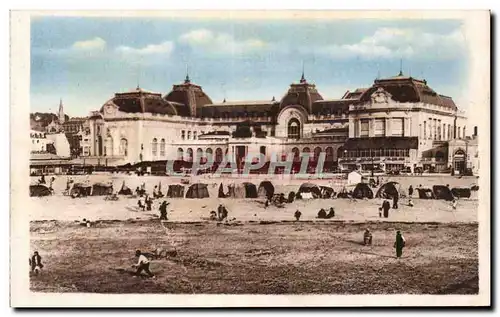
top-left (83, 70), bottom-right (477, 175)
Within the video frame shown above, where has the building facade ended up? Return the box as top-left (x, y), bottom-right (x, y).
top-left (82, 71), bottom-right (477, 175)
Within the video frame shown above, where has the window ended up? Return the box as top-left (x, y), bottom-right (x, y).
top-left (187, 131), bottom-right (191, 140)
top-left (443, 124), bottom-right (446, 140)
top-left (374, 119), bottom-right (386, 137)
top-left (463, 126), bottom-right (466, 139)
top-left (181, 130), bottom-right (185, 140)
top-left (186, 148), bottom-right (193, 162)
top-left (287, 119), bottom-right (300, 139)
top-left (313, 147), bottom-right (322, 161)
top-left (260, 146), bottom-right (266, 156)
top-left (360, 120), bottom-right (369, 137)
top-left (448, 124), bottom-right (451, 140)
top-left (458, 127), bottom-right (461, 139)
top-left (120, 138), bottom-right (128, 156)
top-left (405, 149), bottom-right (410, 157)
top-left (392, 118), bottom-right (404, 136)
top-left (194, 131), bottom-right (197, 140)
top-left (325, 147), bottom-right (334, 162)
top-left (152, 138), bottom-right (158, 156)
top-left (206, 148), bottom-right (213, 162)
top-left (196, 148), bottom-right (203, 162)
top-left (423, 121), bottom-right (427, 139)
top-left (215, 148), bottom-right (223, 163)
top-left (177, 148), bottom-right (184, 160)
top-left (160, 139), bottom-right (166, 157)
top-left (437, 123), bottom-right (441, 141)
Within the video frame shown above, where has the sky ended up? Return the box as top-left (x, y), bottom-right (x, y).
top-left (30, 16), bottom-right (470, 119)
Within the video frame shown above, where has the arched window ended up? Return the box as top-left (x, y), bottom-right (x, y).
top-left (206, 148), bottom-right (213, 162)
top-left (187, 131), bottom-right (191, 140)
top-left (196, 148), bottom-right (203, 162)
top-left (215, 148), bottom-right (223, 163)
top-left (193, 131), bottom-right (197, 140)
top-left (119, 138), bottom-right (128, 156)
top-left (105, 136), bottom-right (114, 156)
top-left (325, 147), bottom-right (334, 162)
top-left (160, 138), bottom-right (166, 157)
top-left (313, 147), bottom-right (322, 161)
top-left (303, 147), bottom-right (310, 153)
top-left (288, 118), bottom-right (301, 139)
top-left (292, 147), bottom-right (300, 162)
top-left (152, 138), bottom-right (158, 156)
top-left (177, 148), bottom-right (184, 160)
top-left (186, 148), bottom-right (193, 162)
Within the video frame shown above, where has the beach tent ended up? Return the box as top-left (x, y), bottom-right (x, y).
top-left (186, 183), bottom-right (209, 199)
top-left (258, 181), bottom-right (274, 199)
top-left (118, 181), bottom-right (132, 195)
top-left (352, 183), bottom-right (374, 199)
top-left (376, 182), bottom-right (401, 199)
top-left (218, 183), bottom-right (225, 198)
top-left (432, 185), bottom-right (454, 201)
top-left (70, 183), bottom-right (92, 197)
top-left (320, 186), bottom-right (334, 198)
top-left (416, 187), bottom-right (435, 199)
top-left (347, 171), bottom-right (363, 185)
top-left (29, 184), bottom-right (52, 197)
top-left (298, 183), bottom-right (321, 198)
top-left (167, 185), bottom-right (185, 198)
top-left (242, 182), bottom-right (258, 198)
top-left (226, 184), bottom-right (245, 198)
top-left (92, 182), bottom-right (113, 196)
top-left (451, 187), bottom-right (472, 198)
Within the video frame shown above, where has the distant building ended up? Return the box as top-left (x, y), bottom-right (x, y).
top-left (30, 130), bottom-right (53, 153)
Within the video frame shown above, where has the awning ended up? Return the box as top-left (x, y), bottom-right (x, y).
top-left (343, 137), bottom-right (418, 150)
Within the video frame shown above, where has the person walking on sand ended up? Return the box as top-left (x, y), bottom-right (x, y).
top-left (392, 194), bottom-right (399, 209)
top-left (159, 201), bottom-right (169, 220)
top-left (363, 229), bottom-right (373, 246)
top-left (451, 199), bottom-right (458, 210)
top-left (394, 231), bottom-right (406, 258)
top-left (132, 250), bottom-right (155, 278)
top-left (30, 251), bottom-right (44, 274)
top-left (382, 200), bottom-right (391, 218)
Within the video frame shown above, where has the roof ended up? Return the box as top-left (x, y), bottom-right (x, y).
top-left (343, 137), bottom-right (419, 150)
top-left (30, 160), bottom-right (73, 166)
top-left (101, 87), bottom-right (178, 115)
top-left (280, 76), bottom-right (324, 113)
top-left (208, 100), bottom-right (277, 107)
top-left (31, 153), bottom-right (66, 160)
top-left (164, 79), bottom-right (213, 117)
top-left (358, 74), bottom-right (457, 110)
top-left (199, 131), bottom-right (231, 136)
top-left (342, 88), bottom-right (368, 100)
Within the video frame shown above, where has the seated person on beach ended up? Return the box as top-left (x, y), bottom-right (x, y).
top-left (363, 229), bottom-right (373, 246)
top-left (325, 207), bottom-right (335, 219)
top-left (209, 210), bottom-right (217, 221)
top-left (317, 208), bottom-right (327, 219)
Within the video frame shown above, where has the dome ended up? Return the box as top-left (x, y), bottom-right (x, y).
top-left (358, 74), bottom-right (457, 110)
top-left (100, 87), bottom-right (178, 115)
top-left (164, 76), bottom-right (213, 117)
top-left (279, 73), bottom-right (323, 114)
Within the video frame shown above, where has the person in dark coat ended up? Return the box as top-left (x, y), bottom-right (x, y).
top-left (39, 175), bottom-right (46, 184)
top-left (31, 251), bottom-right (44, 274)
top-left (288, 191), bottom-right (295, 203)
top-left (145, 195), bottom-right (152, 211)
top-left (394, 231), bottom-right (406, 258)
top-left (363, 229), bottom-right (373, 246)
top-left (294, 210), bottom-right (302, 221)
top-left (392, 195), bottom-right (399, 209)
top-left (382, 200), bottom-right (391, 218)
top-left (408, 185), bottom-right (414, 197)
top-left (217, 204), bottom-right (224, 220)
top-left (159, 201), bottom-right (169, 220)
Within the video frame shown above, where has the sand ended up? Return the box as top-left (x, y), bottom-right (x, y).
top-left (28, 174), bottom-right (479, 223)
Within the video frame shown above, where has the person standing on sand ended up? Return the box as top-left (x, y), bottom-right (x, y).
top-left (363, 229), bottom-right (373, 246)
top-left (408, 185), bottom-right (414, 197)
top-left (30, 251), bottom-right (44, 274)
top-left (132, 250), bottom-right (155, 278)
top-left (382, 200), bottom-right (391, 218)
top-left (294, 210), bottom-right (302, 221)
top-left (451, 199), bottom-right (458, 210)
top-left (392, 194), bottom-right (399, 209)
top-left (394, 231), bottom-right (406, 258)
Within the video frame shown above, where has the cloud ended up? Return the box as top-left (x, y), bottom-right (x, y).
top-left (317, 27), bottom-right (466, 60)
top-left (116, 41), bottom-right (175, 56)
top-left (71, 37), bottom-right (107, 51)
top-left (179, 29), bottom-right (268, 55)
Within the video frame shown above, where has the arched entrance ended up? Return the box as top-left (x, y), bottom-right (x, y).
top-left (287, 118), bottom-right (301, 139)
top-left (453, 149), bottom-right (466, 173)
